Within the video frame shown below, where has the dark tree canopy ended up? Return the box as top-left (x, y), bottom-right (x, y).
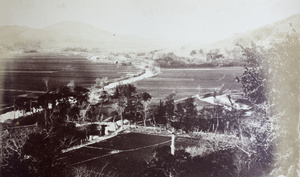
top-left (114, 84), bottom-right (137, 98)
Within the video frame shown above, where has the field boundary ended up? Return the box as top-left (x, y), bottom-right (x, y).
top-left (70, 138), bottom-right (171, 166)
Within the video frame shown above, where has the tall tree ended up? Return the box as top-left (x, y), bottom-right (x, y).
top-left (164, 93), bottom-right (176, 126)
top-left (137, 92), bottom-right (152, 126)
top-left (117, 96), bottom-right (127, 129)
top-left (150, 100), bottom-right (167, 126)
top-left (43, 77), bottom-right (49, 92)
top-left (182, 97), bottom-right (198, 132)
top-left (113, 84), bottom-right (137, 128)
top-left (237, 42), bottom-right (267, 104)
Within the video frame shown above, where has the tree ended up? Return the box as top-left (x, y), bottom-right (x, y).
top-left (237, 42), bottom-right (267, 104)
top-left (21, 131), bottom-right (66, 177)
top-left (43, 77), bottom-right (49, 92)
top-left (236, 42), bottom-right (276, 175)
top-left (1, 128), bottom-right (69, 177)
top-left (116, 96), bottom-right (127, 129)
top-left (206, 49), bottom-right (224, 62)
top-left (137, 92), bottom-right (152, 126)
top-left (164, 93), bottom-right (176, 126)
top-left (150, 100), bottom-right (167, 126)
top-left (113, 84), bottom-right (138, 128)
top-left (1, 127), bottom-right (40, 177)
top-left (190, 50), bottom-right (197, 56)
top-left (37, 92), bottom-right (56, 129)
top-left (114, 84), bottom-right (136, 98)
top-left (124, 98), bottom-right (140, 125)
top-left (174, 102), bottom-right (184, 123)
top-left (74, 86), bottom-right (89, 105)
top-left (181, 97), bottom-right (198, 132)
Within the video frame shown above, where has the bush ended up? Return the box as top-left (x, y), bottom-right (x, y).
top-left (144, 146), bottom-right (237, 177)
top-left (189, 149), bottom-right (236, 177)
top-left (143, 146), bottom-right (192, 177)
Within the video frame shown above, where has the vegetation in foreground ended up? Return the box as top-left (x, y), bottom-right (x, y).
top-left (1, 29), bottom-right (299, 177)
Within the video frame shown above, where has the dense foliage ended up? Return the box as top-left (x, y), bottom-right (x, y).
top-left (235, 28), bottom-right (300, 176)
top-left (2, 130), bottom-right (67, 177)
top-left (144, 146), bottom-right (236, 177)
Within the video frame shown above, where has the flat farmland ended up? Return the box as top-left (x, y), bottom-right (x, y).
top-left (135, 67), bottom-right (244, 102)
top-left (0, 54), bottom-right (139, 110)
top-left (62, 133), bottom-right (172, 177)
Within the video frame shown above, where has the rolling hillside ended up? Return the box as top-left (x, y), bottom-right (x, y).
top-left (214, 14), bottom-right (300, 48)
top-left (0, 21), bottom-right (158, 51)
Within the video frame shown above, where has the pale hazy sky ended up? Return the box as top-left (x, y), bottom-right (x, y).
top-left (1, 0), bottom-right (300, 44)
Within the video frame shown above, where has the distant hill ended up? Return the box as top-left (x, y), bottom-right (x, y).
top-left (0, 21), bottom-right (158, 51)
top-left (213, 14), bottom-right (300, 48)
top-left (1, 14), bottom-right (300, 52)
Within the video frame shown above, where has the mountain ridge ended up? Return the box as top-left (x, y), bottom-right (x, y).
top-left (1, 14), bottom-right (300, 51)
top-left (0, 21), bottom-right (159, 51)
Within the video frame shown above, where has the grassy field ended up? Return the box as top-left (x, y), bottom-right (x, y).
top-left (135, 67), bottom-right (244, 102)
top-left (63, 133), bottom-right (176, 176)
top-left (0, 54), bottom-right (139, 110)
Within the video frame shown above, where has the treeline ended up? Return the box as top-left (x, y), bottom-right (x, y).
top-left (62, 47), bottom-right (88, 52)
top-left (154, 47), bottom-right (247, 68)
top-left (108, 84), bottom-right (245, 136)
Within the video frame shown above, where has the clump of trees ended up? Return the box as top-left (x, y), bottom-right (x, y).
top-left (1, 128), bottom-right (68, 177)
top-left (1, 84), bottom-right (98, 177)
top-left (36, 85), bottom-right (89, 127)
top-left (157, 48), bottom-right (243, 68)
top-left (146, 94), bottom-right (243, 135)
top-left (111, 84), bottom-right (152, 128)
top-left (154, 52), bottom-right (186, 68)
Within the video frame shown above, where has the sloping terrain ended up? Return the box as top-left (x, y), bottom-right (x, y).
top-left (0, 21), bottom-right (157, 50)
top-left (214, 14), bottom-right (300, 48)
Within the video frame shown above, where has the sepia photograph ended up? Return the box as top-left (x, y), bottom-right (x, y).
top-left (0, 0), bottom-right (299, 176)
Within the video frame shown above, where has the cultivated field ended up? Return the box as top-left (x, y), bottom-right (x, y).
top-left (63, 132), bottom-right (172, 176)
top-left (135, 67), bottom-right (244, 102)
top-left (63, 132), bottom-right (205, 176)
top-left (0, 54), bottom-right (139, 111)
